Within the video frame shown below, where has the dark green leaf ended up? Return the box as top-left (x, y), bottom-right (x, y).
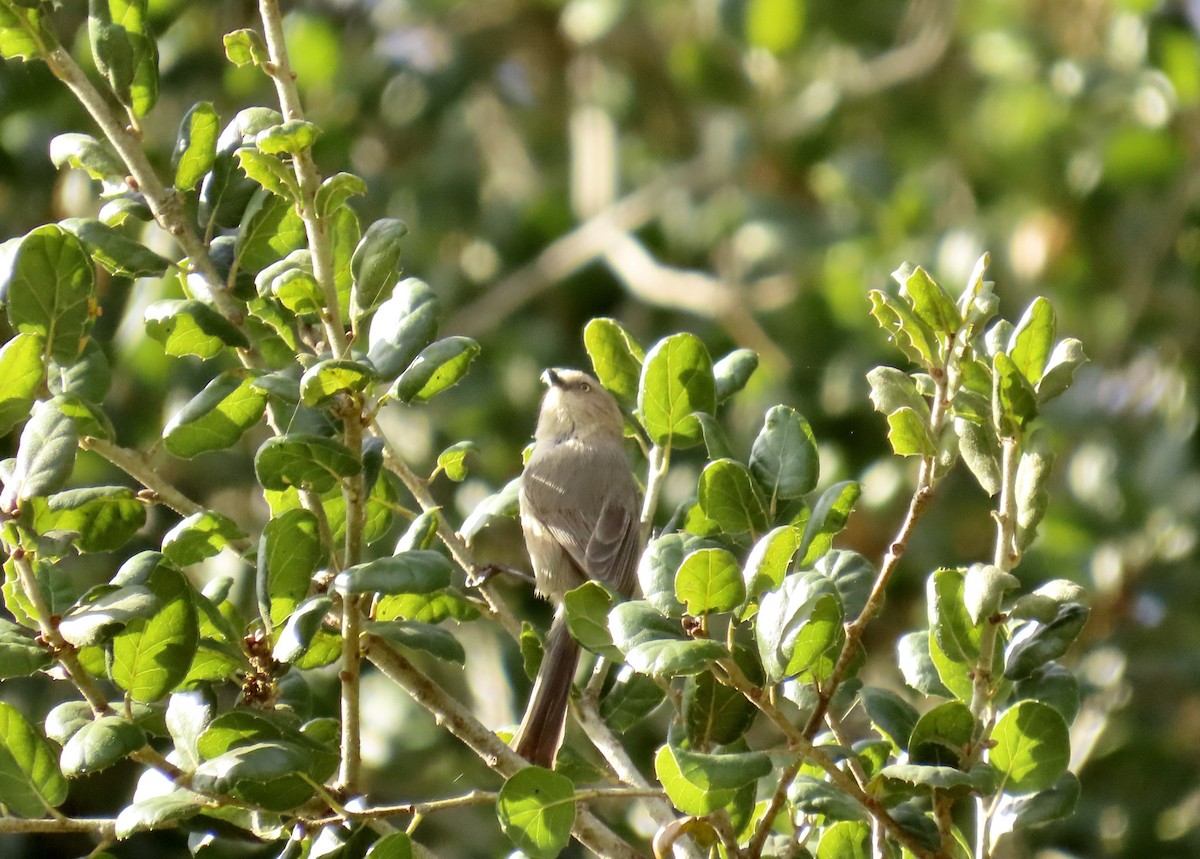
top-left (351, 218), bottom-right (408, 319)
top-left (1003, 604), bottom-right (1089, 681)
top-left (333, 551), bottom-right (453, 595)
top-left (908, 701), bottom-right (974, 767)
top-left (367, 278), bottom-right (439, 380)
top-left (756, 572), bottom-right (843, 683)
top-left (60, 715), bottom-right (145, 777)
top-left (1009, 579), bottom-right (1088, 624)
top-left (390, 336), bottom-right (480, 403)
top-left (257, 507), bottom-right (321, 626)
top-left (683, 671), bottom-right (756, 747)
top-left (0, 617), bottom-right (50, 678)
top-left (164, 372), bottom-right (267, 458)
top-left (234, 192), bottom-right (307, 277)
top-left (991, 701), bottom-right (1070, 794)
top-left (896, 631), bottom-right (952, 698)
top-left (497, 767), bottom-right (575, 859)
top-left (254, 433), bottom-right (360, 492)
top-left (812, 550), bottom-right (874, 621)
top-left (584, 317), bottom-right (644, 404)
top-left (1014, 663), bottom-right (1080, 723)
top-left (992, 772), bottom-right (1080, 840)
top-left (10, 398), bottom-right (77, 501)
top-left (713, 348), bottom-right (759, 403)
top-left (860, 686), bottom-right (918, 752)
top-left (59, 218), bottom-right (170, 278)
top-left (637, 333), bottom-right (715, 448)
top-left (878, 763), bottom-right (995, 796)
top-left (1, 225), bottom-right (95, 365)
top-left (364, 620), bottom-right (465, 664)
top-left (610, 600), bottom-right (727, 677)
top-left (114, 791), bottom-right (206, 839)
top-left (272, 595), bottom-right (332, 663)
top-left (599, 668), bottom-right (665, 731)
top-left (750, 405), bottom-right (818, 501)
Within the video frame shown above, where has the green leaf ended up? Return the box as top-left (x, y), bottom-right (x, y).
top-left (636, 532), bottom-right (690, 616)
top-left (584, 317), bottom-right (644, 404)
top-left (878, 764), bottom-right (996, 796)
top-left (683, 670), bottom-right (756, 746)
top-left (868, 289), bottom-right (937, 369)
top-left (1036, 338), bottom-right (1087, 403)
top-left (610, 600), bottom-right (727, 677)
top-left (316, 173), bottom-right (368, 219)
top-left (990, 701), bottom-right (1070, 794)
top-left (563, 581), bottom-right (621, 659)
top-left (222, 28), bottom-right (267, 66)
top-left (749, 405), bottom-right (819, 502)
top-left (236, 148), bottom-right (299, 200)
top-left (1003, 604), bottom-right (1089, 681)
top-left (675, 547), bottom-right (745, 614)
top-left (47, 133), bottom-right (123, 185)
top-left (436, 441), bottom-right (477, 482)
top-left (886, 406), bottom-right (936, 456)
top-left (390, 336), bottom-right (480, 403)
top-left (789, 777), bottom-right (867, 822)
top-left (256, 253), bottom-right (322, 314)
top-left (192, 740), bottom-right (334, 810)
top-left (993, 352), bottom-right (1038, 434)
top-left (330, 207), bottom-right (359, 320)
top-left (272, 594), bottom-right (332, 663)
top-left (0, 702), bottom-right (67, 816)
top-left (30, 486), bottom-right (144, 552)
top-left (58, 218), bottom-right (170, 278)
top-left (9, 398), bottom-right (77, 502)
top-left (909, 701), bottom-right (974, 767)
top-left (173, 101), bottom-right (219, 191)
top-left (60, 715), bottom-right (146, 777)
top-left (866, 366), bottom-right (929, 420)
top-left (713, 348), bottom-right (759, 403)
top-left (111, 563), bottom-right (200, 702)
top-left (816, 820), bottom-right (870, 859)
top-left (1014, 663), bottom-right (1080, 723)
top-left (163, 372), bottom-right (267, 458)
top-left (743, 524), bottom-right (801, 601)
top-left (963, 562), bottom-right (1019, 626)
top-left (674, 746), bottom-right (771, 790)
top-left (927, 630), bottom-right (973, 702)
top-left (812, 550), bottom-right (874, 621)
top-left (257, 508), bottom-right (321, 625)
top-left (600, 668), bottom-right (666, 731)
top-left (255, 120), bottom-right (321, 155)
top-left (756, 573), bottom-right (843, 683)
top-left (115, 791), bottom-right (206, 839)
top-left (928, 567), bottom-right (982, 663)
top-left (0, 4), bottom-right (44, 61)
top-left (234, 192), bottom-right (307, 277)
top-left (497, 767), bottom-right (575, 859)
top-left (954, 416), bottom-right (1002, 496)
top-left (0, 333), bottom-right (44, 435)
top-left (897, 631), bottom-right (952, 698)
top-left (366, 832), bottom-right (414, 859)
top-left (351, 218), bottom-right (409, 319)
top-left (895, 263), bottom-right (960, 335)
top-left (1015, 429), bottom-right (1054, 550)
top-left (860, 686), bottom-right (919, 752)
top-left (364, 620), bottom-right (465, 664)
top-left (254, 433), bottom-right (360, 492)
top-left (992, 772), bottom-right (1079, 841)
top-left (1009, 579), bottom-right (1088, 624)
top-left (654, 744), bottom-right (735, 816)
top-left (367, 278), bottom-right (440, 380)
top-left (637, 332), bottom-right (715, 448)
top-left (797, 480), bottom-right (861, 566)
top-left (162, 510), bottom-right (246, 566)
top-left (299, 359), bottom-right (375, 407)
top-left (48, 339), bottom-right (109, 403)
top-left (1008, 297), bottom-right (1056, 385)
top-left (333, 551), bottom-right (453, 595)
top-left (144, 299), bottom-right (249, 358)
top-left (376, 588), bottom-right (480, 624)
top-left (698, 459), bottom-right (768, 535)
top-left (1, 226), bottom-right (95, 365)
top-left (0, 617), bottom-right (50, 678)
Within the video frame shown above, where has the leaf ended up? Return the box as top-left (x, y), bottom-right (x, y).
top-left (674, 547), bottom-right (745, 615)
top-left (9, 398), bottom-right (77, 502)
top-left (436, 441), bottom-right (477, 482)
top-left (316, 173), bottom-right (367, 219)
top-left (797, 480), bottom-right (861, 566)
top-left (0, 333), bottom-right (44, 435)
top-left (742, 525), bottom-right (801, 600)
top-left (748, 405), bottom-right (819, 503)
top-left (1014, 662), bottom-right (1080, 723)
top-left (674, 746), bottom-right (771, 790)
top-left (991, 772), bottom-right (1080, 844)
top-left (563, 581), bottom-right (621, 659)
top-left (654, 744), bottom-right (735, 816)
top-left (255, 120), bottom-right (321, 155)
top-left (877, 764), bottom-right (996, 796)
top-left (816, 820), bottom-right (870, 859)
top-left (257, 508), bottom-right (321, 625)
top-left (254, 433), bottom-right (360, 492)
top-left (364, 620), bottom-right (465, 664)
top-left (963, 562), bottom-right (1019, 626)
top-left (47, 133), bottom-right (123, 185)
top-left (163, 372), bottom-right (267, 458)
top-left (584, 317), bottom-right (644, 404)
top-left (0, 702), bottom-right (67, 816)
top-left (299, 359), bottom-right (375, 407)
top-left (59, 715), bottom-right (146, 777)
top-left (351, 218), bottom-right (409, 319)
top-left (497, 767), bottom-right (575, 859)
top-left (789, 777), bottom-right (867, 822)
top-left (272, 595), bottom-right (332, 663)
top-left (990, 701), bottom-right (1070, 794)
top-left (954, 416), bottom-right (1001, 496)
top-left (31, 486), bottom-right (145, 553)
top-left (860, 686), bottom-right (919, 752)
top-left (366, 832), bottom-right (414, 859)
top-left (600, 667), bottom-right (666, 731)
top-left (928, 567), bottom-right (982, 663)
top-left (59, 218), bottom-right (170, 278)
top-left (222, 28), bottom-right (267, 66)
top-left (908, 701), bottom-right (974, 767)
top-left (1003, 604), bottom-right (1089, 681)
top-left (1015, 429), bottom-right (1054, 550)
top-left (1036, 338), bottom-right (1087, 403)
top-left (236, 148), bottom-right (299, 200)
top-left (756, 572), bottom-right (843, 683)
top-left (333, 551), bottom-right (453, 596)
top-left (1009, 579), bottom-right (1088, 624)
top-left (713, 348), bottom-right (759, 403)
top-left (390, 336), bottom-right (480, 403)
top-left (162, 511), bottom-right (246, 567)
top-left (812, 550), bottom-right (874, 622)
top-left (1008, 297), bottom-right (1056, 385)
top-left (895, 263), bottom-right (960, 335)
top-left (636, 532), bottom-right (690, 616)
top-left (0, 225), bottom-right (95, 365)
top-left (927, 629), bottom-right (973, 702)
top-left (683, 670), bottom-right (756, 747)
top-left (698, 459), bottom-right (768, 535)
top-left (54, 584), bottom-right (158, 647)
top-left (111, 563), bottom-right (200, 702)
top-left (115, 791), bottom-right (206, 839)
top-left (609, 600), bottom-right (727, 677)
top-left (192, 740), bottom-right (335, 810)
top-left (0, 617), bottom-right (50, 678)
top-left (144, 299), bottom-right (249, 358)
top-left (234, 191), bottom-right (307, 277)
top-left (173, 101), bottom-right (219, 191)
top-left (993, 352), bottom-right (1038, 435)
top-left (886, 406), bottom-right (936, 456)
top-left (367, 278), bottom-right (440, 380)
top-left (896, 631), bottom-right (952, 698)
top-left (868, 289), bottom-right (937, 369)
top-left (637, 332), bottom-right (715, 449)
top-left (0, 4), bottom-right (43, 61)
top-left (866, 366), bottom-right (929, 420)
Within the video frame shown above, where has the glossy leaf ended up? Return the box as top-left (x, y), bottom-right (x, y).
top-left (272, 595), bottom-right (332, 663)
top-left (797, 480), bottom-right (861, 566)
top-left (750, 405), bottom-right (818, 501)
top-left (0, 333), bottom-right (44, 435)
top-left (364, 620), bottom-right (465, 664)
top-left (30, 486), bottom-right (145, 553)
top-left (391, 336), bottom-right (480, 403)
top-left (991, 701), bottom-right (1070, 794)
top-left (316, 172), bottom-right (367, 219)
top-left (1003, 603), bottom-right (1089, 681)
top-left (756, 572), bottom-right (843, 683)
top-left (742, 524), bottom-right (801, 600)
top-left (111, 563), bottom-right (200, 702)
top-left (162, 511), bottom-right (246, 567)
top-left (638, 332), bottom-right (715, 448)
top-left (115, 791), bottom-right (206, 839)
top-left (713, 348), bottom-right (759, 403)
top-left (584, 316), bottom-right (644, 404)
top-left (254, 434), bottom-right (360, 492)
top-left (333, 551), bottom-right (453, 596)
top-left (60, 715), bottom-right (146, 777)
top-left (59, 218), bottom-right (170, 278)
top-left (173, 101), bottom-right (219, 190)
top-left (497, 767), bottom-right (575, 859)
top-left (164, 372), bottom-right (267, 458)
top-left (351, 218), bottom-right (409, 319)
top-left (10, 398), bottom-right (77, 501)
top-left (675, 547), bottom-right (744, 614)
top-left (55, 584), bottom-right (156, 648)
top-left (367, 278), bottom-right (440, 380)
top-left (257, 508), bottom-right (321, 624)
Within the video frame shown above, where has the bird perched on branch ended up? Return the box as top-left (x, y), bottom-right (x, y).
top-left (512, 368), bottom-right (642, 768)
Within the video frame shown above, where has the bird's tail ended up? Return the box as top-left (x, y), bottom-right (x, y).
top-left (512, 611), bottom-right (580, 768)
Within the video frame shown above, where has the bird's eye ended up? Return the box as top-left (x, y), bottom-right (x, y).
top-left (579, 382), bottom-right (591, 392)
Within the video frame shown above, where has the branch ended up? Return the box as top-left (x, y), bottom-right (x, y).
top-left (336, 400), bottom-right (367, 792)
top-left (0, 816), bottom-right (118, 838)
top-left (256, 0), bottom-right (348, 354)
top-left (363, 636), bottom-right (646, 859)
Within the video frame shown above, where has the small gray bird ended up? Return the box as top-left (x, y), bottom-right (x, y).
top-left (512, 368), bottom-right (642, 767)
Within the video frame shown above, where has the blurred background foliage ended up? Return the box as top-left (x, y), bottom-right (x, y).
top-left (1, 0), bottom-right (1198, 857)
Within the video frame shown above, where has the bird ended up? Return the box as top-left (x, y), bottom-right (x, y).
top-left (511, 368), bottom-right (642, 768)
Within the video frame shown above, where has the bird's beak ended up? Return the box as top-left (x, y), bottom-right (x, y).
top-left (541, 368), bottom-right (563, 388)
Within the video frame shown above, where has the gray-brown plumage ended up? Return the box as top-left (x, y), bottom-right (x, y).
top-left (512, 368), bottom-right (642, 768)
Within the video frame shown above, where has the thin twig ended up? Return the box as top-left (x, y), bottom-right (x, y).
top-left (337, 399), bottom-right (367, 792)
top-left (0, 816), bottom-right (118, 838)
